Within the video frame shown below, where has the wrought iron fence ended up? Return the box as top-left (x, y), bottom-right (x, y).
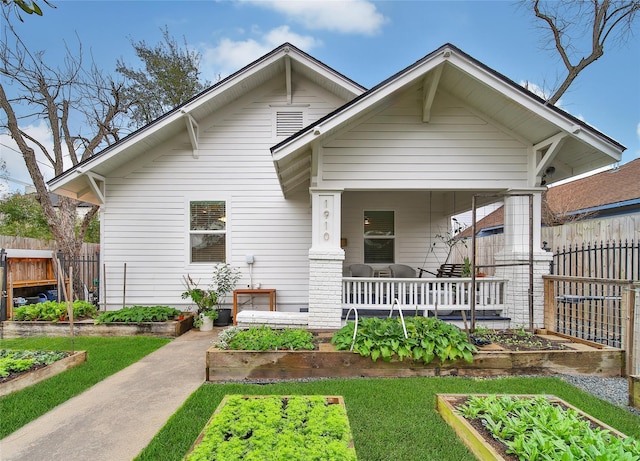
top-left (56, 251), bottom-right (100, 303)
top-left (550, 239), bottom-right (639, 281)
top-left (543, 275), bottom-right (639, 376)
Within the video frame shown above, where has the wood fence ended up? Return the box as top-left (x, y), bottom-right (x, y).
top-left (452, 213), bottom-right (640, 278)
top-left (0, 236), bottom-right (99, 256)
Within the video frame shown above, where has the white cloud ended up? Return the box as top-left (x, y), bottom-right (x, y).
top-left (0, 120), bottom-right (60, 195)
top-left (200, 26), bottom-right (321, 80)
top-left (241, 0), bottom-right (387, 35)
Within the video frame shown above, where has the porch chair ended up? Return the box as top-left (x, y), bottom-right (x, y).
top-left (349, 264), bottom-right (374, 277)
top-left (389, 264), bottom-right (419, 307)
top-left (389, 264), bottom-right (416, 278)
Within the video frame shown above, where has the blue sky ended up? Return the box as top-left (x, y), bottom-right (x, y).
top-left (2, 0), bottom-right (639, 194)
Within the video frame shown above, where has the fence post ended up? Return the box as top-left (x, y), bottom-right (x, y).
top-left (628, 282), bottom-right (640, 377)
top-left (543, 276), bottom-right (556, 332)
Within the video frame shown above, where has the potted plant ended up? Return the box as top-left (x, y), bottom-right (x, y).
top-left (210, 264), bottom-right (241, 326)
top-left (181, 275), bottom-right (218, 331)
top-left (181, 264), bottom-right (241, 329)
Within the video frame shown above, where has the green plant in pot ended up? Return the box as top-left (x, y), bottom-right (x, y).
top-left (182, 264), bottom-right (240, 328)
top-left (181, 275), bottom-right (218, 329)
top-left (210, 264), bottom-right (241, 326)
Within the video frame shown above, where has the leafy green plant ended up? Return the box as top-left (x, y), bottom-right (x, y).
top-left (94, 306), bottom-right (181, 324)
top-left (185, 395), bottom-right (356, 461)
top-left (0, 356), bottom-right (34, 377)
top-left (0, 349), bottom-right (69, 378)
top-left (181, 264), bottom-right (240, 322)
top-left (331, 316), bottom-right (476, 364)
top-left (458, 395), bottom-right (640, 461)
top-left (12, 301), bottom-right (97, 322)
top-left (221, 326), bottom-right (315, 351)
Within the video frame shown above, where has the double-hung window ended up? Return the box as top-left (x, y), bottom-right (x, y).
top-left (189, 201), bottom-right (226, 263)
top-left (363, 210), bottom-right (395, 264)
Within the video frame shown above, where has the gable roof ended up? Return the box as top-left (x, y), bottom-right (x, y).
top-left (48, 43), bottom-right (625, 203)
top-left (47, 43), bottom-right (366, 204)
top-left (272, 43), bottom-right (624, 196)
top-left (461, 158), bottom-right (640, 237)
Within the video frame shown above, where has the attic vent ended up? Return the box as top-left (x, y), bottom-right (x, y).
top-left (276, 111), bottom-right (304, 137)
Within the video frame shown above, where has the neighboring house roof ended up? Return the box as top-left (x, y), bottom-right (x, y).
top-left (48, 43), bottom-right (625, 203)
top-left (546, 158), bottom-right (640, 216)
top-left (47, 43), bottom-right (366, 204)
top-left (460, 158), bottom-right (640, 237)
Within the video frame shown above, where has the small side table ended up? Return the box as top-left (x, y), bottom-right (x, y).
top-left (233, 288), bottom-right (276, 325)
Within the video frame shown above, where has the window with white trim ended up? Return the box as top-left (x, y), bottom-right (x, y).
top-left (189, 201), bottom-right (226, 263)
top-left (364, 210), bottom-right (395, 264)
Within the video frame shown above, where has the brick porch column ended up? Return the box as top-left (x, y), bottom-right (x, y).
top-left (308, 189), bottom-right (344, 329)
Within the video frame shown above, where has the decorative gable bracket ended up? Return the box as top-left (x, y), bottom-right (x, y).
top-left (533, 132), bottom-right (570, 186)
top-left (422, 64), bottom-right (443, 123)
top-left (182, 111), bottom-right (199, 158)
top-left (73, 170), bottom-right (105, 205)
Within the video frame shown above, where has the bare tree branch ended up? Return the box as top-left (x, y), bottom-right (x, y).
top-left (531, 0), bottom-right (639, 105)
top-left (0, 10), bottom-right (127, 297)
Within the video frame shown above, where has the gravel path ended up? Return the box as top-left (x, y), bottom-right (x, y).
top-left (557, 374), bottom-right (640, 417)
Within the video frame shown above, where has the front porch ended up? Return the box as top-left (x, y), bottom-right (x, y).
top-left (342, 275), bottom-right (508, 322)
top-left (237, 275), bottom-right (512, 329)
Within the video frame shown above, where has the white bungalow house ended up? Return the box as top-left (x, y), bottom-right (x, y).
top-left (48, 43), bottom-right (624, 330)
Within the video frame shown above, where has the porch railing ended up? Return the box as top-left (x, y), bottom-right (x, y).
top-left (342, 277), bottom-right (507, 315)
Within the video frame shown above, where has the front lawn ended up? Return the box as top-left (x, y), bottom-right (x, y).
top-left (136, 376), bottom-right (640, 461)
top-left (0, 336), bottom-right (170, 437)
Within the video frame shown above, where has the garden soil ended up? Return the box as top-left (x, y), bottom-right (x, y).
top-left (0, 329), bottom-right (219, 461)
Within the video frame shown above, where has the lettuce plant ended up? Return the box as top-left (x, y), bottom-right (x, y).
top-left (185, 395), bottom-right (356, 461)
top-left (13, 300), bottom-right (96, 322)
top-left (458, 395), bottom-right (640, 461)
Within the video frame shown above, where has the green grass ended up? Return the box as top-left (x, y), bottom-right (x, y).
top-left (136, 376), bottom-right (640, 461)
top-left (0, 336), bottom-right (170, 437)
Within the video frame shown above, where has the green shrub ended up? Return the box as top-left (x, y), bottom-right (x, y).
top-left (94, 306), bottom-right (182, 324)
top-left (13, 301), bottom-right (97, 322)
top-left (331, 316), bottom-right (476, 363)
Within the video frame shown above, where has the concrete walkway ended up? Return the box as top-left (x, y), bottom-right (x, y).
top-left (0, 329), bottom-right (218, 461)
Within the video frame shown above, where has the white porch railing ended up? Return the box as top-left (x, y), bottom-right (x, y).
top-left (342, 277), bottom-right (507, 315)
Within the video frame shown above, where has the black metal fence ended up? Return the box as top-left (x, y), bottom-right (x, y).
top-left (551, 239), bottom-right (639, 281)
top-left (56, 251), bottom-right (100, 303)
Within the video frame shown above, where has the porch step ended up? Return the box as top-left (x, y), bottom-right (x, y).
top-left (235, 310), bottom-right (309, 328)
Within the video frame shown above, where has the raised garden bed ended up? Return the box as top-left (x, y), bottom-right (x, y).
top-left (185, 395), bottom-right (357, 460)
top-left (206, 331), bottom-right (623, 381)
top-left (436, 394), bottom-right (638, 461)
top-left (1, 313), bottom-right (194, 338)
top-left (631, 375), bottom-right (640, 409)
top-left (0, 350), bottom-right (86, 397)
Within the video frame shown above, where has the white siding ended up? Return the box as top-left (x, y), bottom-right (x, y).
top-left (101, 78), bottom-right (346, 311)
top-left (320, 89), bottom-right (529, 190)
top-left (341, 191), bottom-right (452, 275)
